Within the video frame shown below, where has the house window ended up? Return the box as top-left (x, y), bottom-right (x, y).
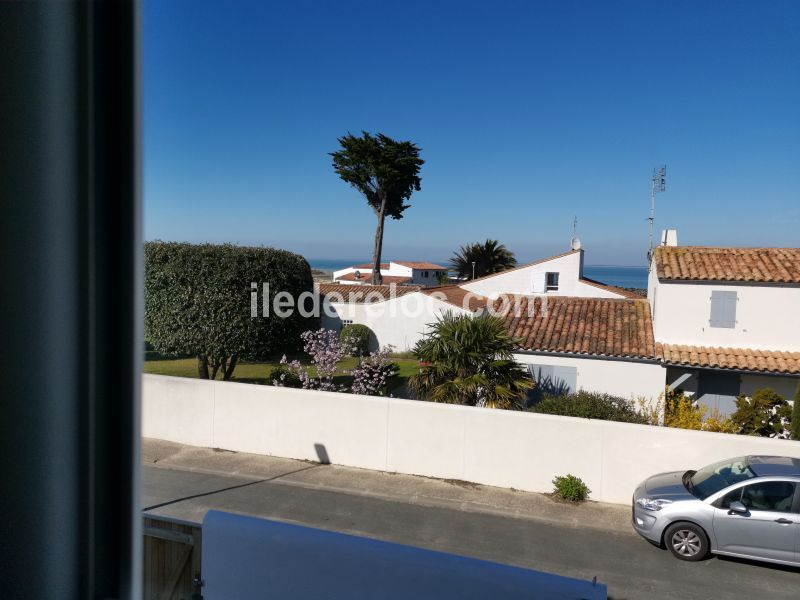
top-left (545, 272), bottom-right (559, 292)
top-left (341, 319), bottom-right (353, 326)
top-left (709, 290), bottom-right (737, 328)
top-left (423, 271), bottom-right (429, 277)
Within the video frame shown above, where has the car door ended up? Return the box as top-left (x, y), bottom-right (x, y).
top-left (712, 481), bottom-right (798, 563)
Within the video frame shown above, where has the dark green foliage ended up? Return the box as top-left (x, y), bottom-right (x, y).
top-left (145, 241), bottom-right (316, 380)
top-left (450, 239), bottom-right (517, 280)
top-left (340, 324), bottom-right (373, 356)
top-left (792, 385), bottom-right (800, 441)
top-left (530, 391), bottom-right (649, 424)
top-left (331, 132), bottom-right (423, 284)
top-left (731, 388), bottom-right (791, 437)
top-left (552, 474), bottom-right (591, 502)
top-left (269, 364), bottom-right (302, 388)
top-left (409, 312), bottom-right (532, 409)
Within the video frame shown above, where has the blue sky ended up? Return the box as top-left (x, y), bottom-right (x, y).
top-left (144, 0), bottom-right (799, 266)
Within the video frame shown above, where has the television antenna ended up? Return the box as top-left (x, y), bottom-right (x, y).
top-left (647, 165), bottom-right (666, 262)
top-left (570, 216), bottom-right (581, 250)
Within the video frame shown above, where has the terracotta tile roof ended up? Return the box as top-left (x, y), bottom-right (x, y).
top-left (657, 343), bottom-right (800, 375)
top-left (351, 263), bottom-right (390, 270)
top-left (654, 246), bottom-right (800, 283)
top-left (392, 261), bottom-right (448, 270)
top-left (422, 285), bottom-right (488, 312)
top-left (316, 283), bottom-right (422, 303)
top-left (494, 296), bottom-right (655, 359)
top-left (579, 277), bottom-right (645, 299)
top-left (336, 272), bottom-right (412, 284)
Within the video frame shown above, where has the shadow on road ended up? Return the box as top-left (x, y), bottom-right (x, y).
top-left (142, 464), bottom-right (320, 511)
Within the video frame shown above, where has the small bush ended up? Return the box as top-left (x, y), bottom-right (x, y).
top-left (791, 385), bottom-right (800, 441)
top-left (552, 474), bottom-right (591, 502)
top-left (731, 388), bottom-right (791, 437)
top-left (269, 364), bottom-right (302, 388)
top-left (340, 324), bottom-right (373, 356)
top-left (530, 391), bottom-right (648, 424)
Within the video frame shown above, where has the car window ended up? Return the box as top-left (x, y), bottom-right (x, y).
top-left (690, 457), bottom-right (757, 499)
top-left (729, 482), bottom-right (796, 513)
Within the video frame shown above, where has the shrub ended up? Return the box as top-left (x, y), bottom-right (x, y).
top-left (552, 474), bottom-right (591, 502)
top-left (791, 385), bottom-right (800, 441)
top-left (531, 391), bottom-right (648, 424)
top-left (350, 348), bottom-right (397, 396)
top-left (279, 329), bottom-right (351, 392)
top-left (269, 364), bottom-right (302, 388)
top-left (731, 388), bottom-right (791, 437)
top-left (340, 324), bottom-right (373, 356)
top-left (640, 389), bottom-right (737, 433)
top-left (145, 241), bottom-right (316, 380)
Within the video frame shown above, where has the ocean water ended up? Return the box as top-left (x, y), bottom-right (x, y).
top-left (310, 259), bottom-right (649, 290)
top-left (583, 265), bottom-right (648, 289)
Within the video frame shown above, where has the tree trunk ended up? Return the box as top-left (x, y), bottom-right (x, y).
top-left (372, 198), bottom-right (387, 285)
top-left (223, 355), bottom-right (238, 381)
top-left (210, 358), bottom-right (221, 380)
top-left (197, 355), bottom-right (209, 379)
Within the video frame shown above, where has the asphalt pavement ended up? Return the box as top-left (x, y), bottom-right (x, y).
top-left (142, 439), bottom-right (799, 599)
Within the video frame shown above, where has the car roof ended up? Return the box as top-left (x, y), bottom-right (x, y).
top-left (746, 456), bottom-right (800, 477)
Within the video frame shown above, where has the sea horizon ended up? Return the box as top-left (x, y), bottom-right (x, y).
top-left (308, 259), bottom-right (649, 289)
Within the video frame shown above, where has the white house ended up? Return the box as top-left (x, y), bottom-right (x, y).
top-left (318, 283), bottom-right (484, 352)
top-left (459, 246), bottom-right (640, 300)
top-left (318, 237), bottom-right (800, 409)
top-left (332, 261), bottom-right (448, 287)
top-left (648, 237), bottom-right (800, 414)
top-left (490, 294), bottom-right (666, 403)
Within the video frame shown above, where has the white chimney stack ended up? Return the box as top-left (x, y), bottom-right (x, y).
top-left (660, 229), bottom-right (678, 247)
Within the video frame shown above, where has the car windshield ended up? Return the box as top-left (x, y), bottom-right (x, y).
top-left (688, 457), bottom-right (757, 500)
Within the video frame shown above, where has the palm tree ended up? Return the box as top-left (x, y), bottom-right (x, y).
top-left (450, 239), bottom-right (517, 280)
top-left (408, 312), bottom-right (532, 409)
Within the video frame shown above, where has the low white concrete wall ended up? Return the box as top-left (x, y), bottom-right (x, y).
top-left (142, 374), bottom-right (800, 505)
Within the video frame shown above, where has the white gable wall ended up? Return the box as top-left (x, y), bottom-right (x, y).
top-left (321, 293), bottom-right (470, 352)
top-left (459, 250), bottom-right (626, 299)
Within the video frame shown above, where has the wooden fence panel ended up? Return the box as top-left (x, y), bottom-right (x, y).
top-left (143, 515), bottom-right (202, 600)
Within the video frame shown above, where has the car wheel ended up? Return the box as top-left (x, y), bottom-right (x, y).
top-left (664, 522), bottom-right (709, 561)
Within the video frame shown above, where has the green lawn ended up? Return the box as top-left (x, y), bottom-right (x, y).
top-left (144, 353), bottom-right (420, 393)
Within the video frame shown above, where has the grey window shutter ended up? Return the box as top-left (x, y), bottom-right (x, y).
top-left (552, 366), bottom-right (577, 394)
top-left (710, 291), bottom-right (737, 328)
top-left (528, 364), bottom-right (554, 383)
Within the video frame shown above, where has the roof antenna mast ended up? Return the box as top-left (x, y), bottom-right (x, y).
top-left (647, 165), bottom-right (666, 263)
top-left (570, 215), bottom-right (582, 250)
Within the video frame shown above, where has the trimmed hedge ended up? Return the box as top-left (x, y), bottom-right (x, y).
top-left (340, 323), bottom-right (373, 356)
top-left (145, 241), bottom-right (317, 379)
top-left (530, 391), bottom-right (648, 424)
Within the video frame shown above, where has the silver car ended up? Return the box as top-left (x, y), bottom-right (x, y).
top-left (632, 455), bottom-right (800, 566)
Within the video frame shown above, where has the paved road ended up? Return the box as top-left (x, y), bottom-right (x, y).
top-left (143, 464), bottom-right (799, 600)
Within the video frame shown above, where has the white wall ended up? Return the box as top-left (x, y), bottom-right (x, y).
top-left (333, 263), bottom-right (413, 282)
top-left (321, 293), bottom-right (470, 351)
top-left (459, 250), bottom-right (627, 299)
top-left (513, 353), bottom-right (666, 402)
top-left (143, 374), bottom-right (800, 505)
top-left (650, 280), bottom-right (800, 351)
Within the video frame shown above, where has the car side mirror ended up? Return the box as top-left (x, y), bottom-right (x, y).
top-left (728, 500), bottom-right (748, 515)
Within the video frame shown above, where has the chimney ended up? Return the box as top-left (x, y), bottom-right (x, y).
top-left (660, 229), bottom-right (678, 247)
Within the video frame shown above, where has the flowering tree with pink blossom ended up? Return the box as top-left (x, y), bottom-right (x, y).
top-left (276, 329), bottom-right (352, 392)
top-left (350, 347), bottom-right (397, 396)
top-left (273, 328), bottom-right (398, 397)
